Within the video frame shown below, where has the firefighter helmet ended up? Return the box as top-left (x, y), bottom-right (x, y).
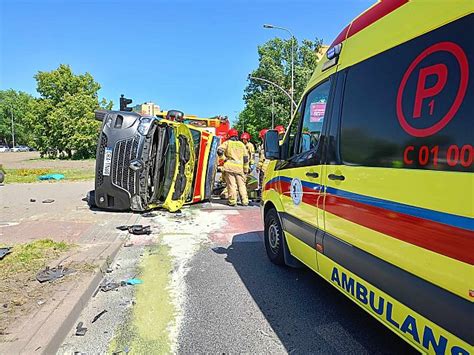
top-left (228, 128), bottom-right (239, 138)
top-left (275, 125), bottom-right (285, 135)
top-left (259, 128), bottom-right (269, 139)
top-left (241, 132), bottom-right (251, 141)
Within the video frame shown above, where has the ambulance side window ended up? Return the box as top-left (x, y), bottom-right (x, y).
top-left (297, 79), bottom-right (331, 155)
top-left (286, 104), bottom-right (303, 158)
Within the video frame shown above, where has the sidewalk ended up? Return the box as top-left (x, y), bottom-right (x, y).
top-left (0, 181), bottom-right (138, 354)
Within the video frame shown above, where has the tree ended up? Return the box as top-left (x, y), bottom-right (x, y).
top-left (0, 90), bottom-right (37, 146)
top-left (235, 37), bottom-right (323, 143)
top-left (33, 64), bottom-right (112, 158)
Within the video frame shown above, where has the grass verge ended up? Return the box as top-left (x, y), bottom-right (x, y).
top-left (3, 168), bottom-right (94, 183)
top-left (109, 244), bottom-right (174, 354)
top-left (0, 239), bottom-right (73, 336)
top-left (0, 239), bottom-right (71, 279)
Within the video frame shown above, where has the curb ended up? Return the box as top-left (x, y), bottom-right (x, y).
top-left (1, 241), bottom-right (123, 355)
top-left (41, 241), bottom-right (123, 355)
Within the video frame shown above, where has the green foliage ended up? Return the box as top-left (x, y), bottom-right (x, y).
top-left (1, 64), bottom-right (113, 159)
top-left (32, 64), bottom-right (112, 158)
top-left (0, 90), bottom-right (37, 146)
top-left (235, 37), bottom-right (323, 143)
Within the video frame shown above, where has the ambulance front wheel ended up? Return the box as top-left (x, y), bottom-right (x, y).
top-left (264, 208), bottom-right (285, 265)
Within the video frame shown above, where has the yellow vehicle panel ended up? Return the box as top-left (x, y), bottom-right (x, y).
top-left (318, 254), bottom-right (472, 355)
top-left (262, 0), bottom-right (473, 353)
top-left (160, 120), bottom-right (195, 212)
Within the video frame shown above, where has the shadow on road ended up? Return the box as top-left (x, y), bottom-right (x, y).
top-left (213, 231), bottom-right (417, 354)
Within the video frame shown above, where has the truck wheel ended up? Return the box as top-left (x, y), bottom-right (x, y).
top-left (264, 208), bottom-right (285, 265)
top-left (0, 171), bottom-right (4, 184)
top-left (87, 190), bottom-right (97, 208)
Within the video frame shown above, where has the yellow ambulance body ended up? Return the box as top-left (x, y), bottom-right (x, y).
top-left (261, 1), bottom-right (473, 353)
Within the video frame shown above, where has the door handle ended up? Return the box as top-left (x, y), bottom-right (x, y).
top-left (328, 174), bottom-right (345, 181)
top-left (305, 172), bottom-right (319, 178)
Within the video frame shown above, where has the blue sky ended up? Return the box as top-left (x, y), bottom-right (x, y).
top-left (0, 0), bottom-right (372, 122)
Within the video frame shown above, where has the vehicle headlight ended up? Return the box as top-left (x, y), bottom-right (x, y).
top-left (105, 114), bottom-right (113, 127)
top-left (138, 117), bottom-right (153, 135)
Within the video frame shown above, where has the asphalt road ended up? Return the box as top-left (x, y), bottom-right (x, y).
top-left (178, 232), bottom-right (417, 354)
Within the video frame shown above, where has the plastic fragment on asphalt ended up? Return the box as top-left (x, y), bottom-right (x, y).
top-left (123, 241), bottom-right (134, 247)
top-left (42, 199), bottom-right (55, 203)
top-left (30, 198), bottom-right (36, 202)
top-left (36, 266), bottom-right (75, 283)
top-left (128, 225), bottom-right (151, 235)
top-left (100, 281), bottom-right (120, 292)
top-left (38, 173), bottom-right (65, 181)
top-left (91, 310), bottom-right (107, 323)
top-left (126, 278), bottom-right (143, 285)
top-left (0, 247), bottom-right (12, 260)
top-left (75, 322), bottom-right (87, 336)
top-left (141, 212), bottom-right (156, 217)
top-left (117, 224), bottom-right (152, 234)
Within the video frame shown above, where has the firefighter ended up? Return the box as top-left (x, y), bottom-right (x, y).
top-left (217, 128), bottom-right (249, 206)
top-left (257, 128), bottom-right (269, 193)
top-left (274, 125), bottom-right (286, 139)
top-left (240, 132), bottom-right (255, 172)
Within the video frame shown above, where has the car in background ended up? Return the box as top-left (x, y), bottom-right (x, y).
top-left (0, 145), bottom-right (10, 152)
top-left (11, 145), bottom-right (30, 152)
top-left (91, 110), bottom-right (195, 212)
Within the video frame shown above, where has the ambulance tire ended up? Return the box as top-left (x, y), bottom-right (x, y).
top-left (264, 208), bottom-right (285, 265)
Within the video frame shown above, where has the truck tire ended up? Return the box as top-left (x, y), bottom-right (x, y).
top-left (0, 171), bottom-right (4, 184)
top-left (264, 208), bottom-right (285, 265)
top-left (87, 190), bottom-right (97, 208)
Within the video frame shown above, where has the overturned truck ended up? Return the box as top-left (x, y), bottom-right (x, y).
top-left (90, 109), bottom-right (219, 212)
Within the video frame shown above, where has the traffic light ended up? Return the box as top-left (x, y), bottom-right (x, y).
top-left (120, 94), bottom-right (133, 112)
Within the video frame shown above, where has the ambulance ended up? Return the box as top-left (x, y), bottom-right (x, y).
top-left (92, 110), bottom-right (195, 212)
top-left (261, 1), bottom-right (473, 353)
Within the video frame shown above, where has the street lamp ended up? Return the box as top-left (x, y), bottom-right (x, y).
top-left (248, 75), bottom-right (297, 109)
top-left (263, 24), bottom-right (295, 118)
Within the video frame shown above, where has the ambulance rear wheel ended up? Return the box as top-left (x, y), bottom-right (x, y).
top-left (264, 208), bottom-right (285, 265)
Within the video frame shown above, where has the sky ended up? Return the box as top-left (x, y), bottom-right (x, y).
top-left (0, 0), bottom-right (372, 123)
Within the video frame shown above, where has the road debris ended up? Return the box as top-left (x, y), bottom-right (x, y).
top-left (42, 198), bottom-right (55, 203)
top-left (123, 241), bottom-right (134, 247)
top-left (116, 224), bottom-right (151, 234)
top-left (141, 212), bottom-right (156, 218)
top-left (30, 198), bottom-right (36, 202)
top-left (0, 247), bottom-right (13, 260)
top-left (100, 281), bottom-right (120, 292)
top-left (91, 310), bottom-right (107, 323)
top-left (75, 322), bottom-right (87, 336)
top-left (36, 265), bottom-right (75, 283)
top-left (128, 225), bottom-right (151, 235)
top-left (38, 173), bottom-right (65, 181)
top-left (126, 278), bottom-right (143, 285)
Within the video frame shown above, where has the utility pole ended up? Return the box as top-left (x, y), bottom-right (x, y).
top-left (10, 104), bottom-right (15, 148)
top-left (271, 97), bottom-right (275, 129)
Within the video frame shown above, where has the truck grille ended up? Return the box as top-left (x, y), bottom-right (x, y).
top-left (96, 133), bottom-right (108, 187)
top-left (112, 136), bottom-right (139, 195)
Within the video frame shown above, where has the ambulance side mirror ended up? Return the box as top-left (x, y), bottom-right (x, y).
top-left (264, 130), bottom-right (280, 160)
